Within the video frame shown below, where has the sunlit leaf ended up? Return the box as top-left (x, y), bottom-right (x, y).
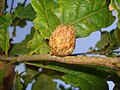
top-left (31, 0), bottom-right (60, 39)
top-left (54, 0), bottom-right (115, 37)
top-left (14, 4), bottom-right (36, 20)
top-left (109, 0), bottom-right (120, 14)
top-left (27, 30), bottom-right (50, 55)
top-left (0, 14), bottom-right (12, 55)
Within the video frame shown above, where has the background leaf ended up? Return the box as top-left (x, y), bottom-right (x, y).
top-left (14, 4), bottom-right (36, 20)
top-left (0, 14), bottom-right (12, 55)
top-left (32, 71), bottom-right (58, 90)
top-left (27, 30), bottom-right (50, 55)
top-left (12, 71), bottom-right (23, 90)
top-left (109, 0), bottom-right (120, 28)
top-left (25, 62), bottom-right (116, 90)
top-left (10, 28), bottom-right (35, 56)
top-left (95, 30), bottom-right (120, 55)
top-left (63, 73), bottom-right (108, 90)
top-left (22, 66), bottom-right (39, 88)
top-left (115, 28), bottom-right (120, 44)
top-left (54, 0), bottom-right (115, 37)
top-left (0, 60), bottom-right (16, 85)
top-left (95, 31), bottom-right (110, 50)
top-left (31, 0), bottom-right (60, 39)
top-left (118, 15), bottom-right (120, 28)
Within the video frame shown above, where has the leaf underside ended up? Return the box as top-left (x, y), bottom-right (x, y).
top-left (25, 62), bottom-right (110, 90)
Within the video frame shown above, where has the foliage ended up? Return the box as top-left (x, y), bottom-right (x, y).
top-left (0, 14), bottom-right (12, 55)
top-left (53, 0), bottom-right (115, 37)
top-left (0, 60), bottom-right (16, 85)
top-left (109, 0), bottom-right (120, 28)
top-left (14, 4), bottom-right (36, 20)
top-left (0, 0), bottom-right (120, 90)
top-left (12, 71), bottom-right (23, 90)
top-left (27, 30), bottom-right (50, 55)
top-left (32, 0), bottom-right (60, 39)
top-left (25, 62), bottom-right (116, 90)
top-left (95, 30), bottom-right (120, 55)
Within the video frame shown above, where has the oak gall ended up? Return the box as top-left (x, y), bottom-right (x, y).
top-left (49, 25), bottom-right (76, 56)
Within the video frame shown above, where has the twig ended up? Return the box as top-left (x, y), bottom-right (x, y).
top-left (23, 0), bottom-right (27, 6)
top-left (0, 54), bottom-right (120, 70)
top-left (10, 0), bottom-right (14, 13)
top-left (70, 51), bottom-right (108, 56)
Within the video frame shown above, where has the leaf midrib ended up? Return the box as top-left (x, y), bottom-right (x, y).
top-left (42, 1), bottom-right (52, 34)
top-left (70, 6), bottom-right (107, 25)
top-left (29, 41), bottom-right (47, 55)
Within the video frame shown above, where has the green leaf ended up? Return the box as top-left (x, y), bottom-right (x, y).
top-left (115, 28), bottom-right (120, 44)
top-left (22, 67), bottom-right (39, 86)
top-left (0, 14), bottom-right (12, 55)
top-left (31, 0), bottom-right (60, 39)
top-left (25, 62), bottom-right (117, 79)
top-left (32, 73), bottom-right (57, 90)
top-left (109, 0), bottom-right (120, 14)
top-left (109, 0), bottom-right (120, 29)
top-left (63, 74), bottom-right (108, 90)
top-left (25, 62), bottom-right (109, 90)
top-left (14, 4), bottom-right (36, 20)
top-left (0, 16), bottom-right (4, 24)
top-left (54, 0), bottom-right (115, 37)
top-left (118, 15), bottom-right (120, 28)
top-left (12, 71), bottom-right (23, 90)
top-left (16, 19), bottom-right (27, 28)
top-left (0, 60), bottom-right (16, 85)
top-left (96, 31), bottom-right (110, 49)
top-left (110, 30), bottom-right (117, 47)
top-left (10, 28), bottom-right (35, 56)
top-left (27, 30), bottom-right (50, 55)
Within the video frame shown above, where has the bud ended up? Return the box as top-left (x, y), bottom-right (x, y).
top-left (49, 25), bottom-right (76, 56)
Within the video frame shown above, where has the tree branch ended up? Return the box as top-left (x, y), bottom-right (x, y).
top-left (10, 0), bottom-right (14, 13)
top-left (0, 54), bottom-right (120, 70)
top-left (70, 51), bottom-right (108, 56)
top-left (0, 0), bottom-right (5, 16)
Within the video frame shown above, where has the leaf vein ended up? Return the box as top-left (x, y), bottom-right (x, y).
top-left (70, 6), bottom-right (107, 25)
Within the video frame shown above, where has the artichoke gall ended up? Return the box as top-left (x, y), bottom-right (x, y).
top-left (49, 25), bottom-right (76, 56)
